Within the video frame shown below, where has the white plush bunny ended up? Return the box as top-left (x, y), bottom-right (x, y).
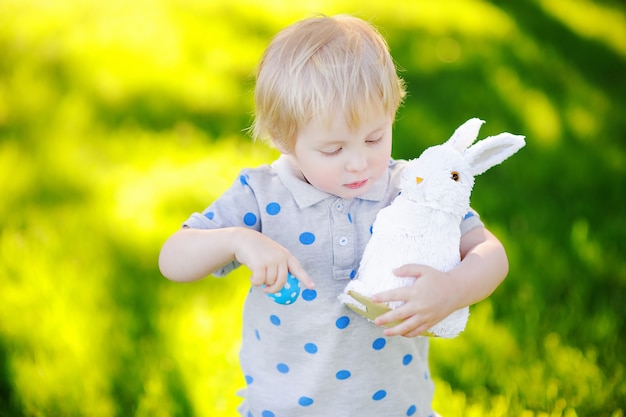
top-left (339, 118), bottom-right (525, 337)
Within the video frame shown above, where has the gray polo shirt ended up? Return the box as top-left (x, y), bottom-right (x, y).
top-left (184, 155), bottom-right (482, 417)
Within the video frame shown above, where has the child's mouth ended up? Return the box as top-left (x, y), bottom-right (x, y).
top-left (345, 179), bottom-right (368, 189)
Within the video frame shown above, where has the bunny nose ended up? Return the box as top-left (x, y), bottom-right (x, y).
top-left (416, 177), bottom-right (423, 184)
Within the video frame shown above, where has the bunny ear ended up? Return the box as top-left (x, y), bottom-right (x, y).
top-left (446, 118), bottom-right (485, 152)
top-left (465, 133), bottom-right (526, 176)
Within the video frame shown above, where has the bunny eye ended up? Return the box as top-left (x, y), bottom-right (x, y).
top-left (451, 171), bottom-right (460, 182)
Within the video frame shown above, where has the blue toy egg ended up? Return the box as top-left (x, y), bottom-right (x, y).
top-left (265, 272), bottom-right (300, 305)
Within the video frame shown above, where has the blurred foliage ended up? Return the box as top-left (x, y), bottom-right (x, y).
top-left (0, 0), bottom-right (625, 416)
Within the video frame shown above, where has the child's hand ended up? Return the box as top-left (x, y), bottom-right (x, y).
top-left (371, 264), bottom-right (458, 337)
top-left (234, 229), bottom-right (314, 293)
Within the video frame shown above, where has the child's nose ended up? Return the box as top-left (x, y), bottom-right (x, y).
top-left (346, 152), bottom-right (367, 172)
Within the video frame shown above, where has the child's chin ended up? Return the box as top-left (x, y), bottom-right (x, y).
top-left (338, 186), bottom-right (371, 199)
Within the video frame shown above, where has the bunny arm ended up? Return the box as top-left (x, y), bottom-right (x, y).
top-left (345, 290), bottom-right (442, 336)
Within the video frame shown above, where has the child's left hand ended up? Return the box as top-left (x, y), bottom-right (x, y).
top-left (372, 264), bottom-right (460, 337)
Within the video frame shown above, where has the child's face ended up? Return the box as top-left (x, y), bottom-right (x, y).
top-left (289, 107), bottom-right (393, 199)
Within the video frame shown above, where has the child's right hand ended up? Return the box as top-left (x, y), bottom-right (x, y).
top-left (234, 229), bottom-right (314, 293)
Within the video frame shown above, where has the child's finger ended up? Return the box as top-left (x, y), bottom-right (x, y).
top-left (382, 315), bottom-right (429, 338)
top-left (288, 258), bottom-right (315, 289)
top-left (250, 270), bottom-right (267, 287)
top-left (263, 276), bottom-right (287, 294)
top-left (262, 266), bottom-right (284, 293)
top-left (374, 304), bottom-right (408, 328)
top-left (393, 264), bottom-right (425, 278)
top-left (371, 287), bottom-right (406, 304)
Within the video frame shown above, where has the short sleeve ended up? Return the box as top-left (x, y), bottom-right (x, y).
top-left (182, 171), bottom-right (263, 277)
top-left (460, 208), bottom-right (483, 235)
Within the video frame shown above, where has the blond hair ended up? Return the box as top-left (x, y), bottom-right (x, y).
top-left (252, 15), bottom-right (406, 152)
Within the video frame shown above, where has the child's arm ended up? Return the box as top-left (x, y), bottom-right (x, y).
top-left (372, 226), bottom-right (508, 337)
top-left (159, 227), bottom-right (314, 292)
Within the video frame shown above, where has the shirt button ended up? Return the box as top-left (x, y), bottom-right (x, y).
top-left (336, 203), bottom-right (344, 211)
top-left (339, 237), bottom-right (348, 246)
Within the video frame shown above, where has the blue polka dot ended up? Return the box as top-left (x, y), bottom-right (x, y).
top-left (304, 343), bottom-right (318, 354)
top-left (335, 316), bottom-right (350, 329)
top-left (424, 372), bottom-right (429, 380)
top-left (372, 338), bottom-right (386, 350)
top-left (247, 412), bottom-right (253, 417)
top-left (407, 405), bottom-right (417, 416)
top-left (243, 212), bottom-right (257, 226)
top-left (266, 202), bottom-right (281, 215)
top-left (276, 363), bottom-right (289, 373)
top-left (298, 397), bottom-right (314, 407)
top-left (372, 390), bottom-right (387, 401)
top-left (336, 370), bottom-right (351, 380)
top-left (299, 232), bottom-right (315, 245)
top-left (403, 354), bottom-right (413, 366)
top-left (269, 315), bottom-right (281, 326)
top-left (204, 211), bottom-right (215, 220)
top-left (349, 269), bottom-right (356, 279)
top-left (240, 175), bottom-right (249, 185)
top-left (245, 375), bottom-right (253, 385)
top-left (369, 225), bottom-right (374, 234)
top-left (255, 329), bottom-right (260, 340)
top-left (302, 289), bottom-right (317, 301)
top-left (347, 213), bottom-right (353, 223)
top-left (261, 411), bottom-right (275, 417)
top-left (463, 211), bottom-right (475, 220)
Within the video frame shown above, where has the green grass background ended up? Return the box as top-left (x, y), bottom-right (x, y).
top-left (1, 0), bottom-right (624, 416)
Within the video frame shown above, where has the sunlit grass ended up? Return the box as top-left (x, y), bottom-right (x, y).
top-left (157, 275), bottom-right (250, 417)
top-left (538, 0), bottom-right (626, 57)
top-left (1, 211), bottom-right (116, 415)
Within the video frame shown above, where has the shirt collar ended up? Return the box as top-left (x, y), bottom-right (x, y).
top-left (273, 154), bottom-right (390, 209)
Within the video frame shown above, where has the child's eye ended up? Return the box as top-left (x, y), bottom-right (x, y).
top-left (366, 136), bottom-right (383, 144)
top-left (321, 148), bottom-right (342, 156)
